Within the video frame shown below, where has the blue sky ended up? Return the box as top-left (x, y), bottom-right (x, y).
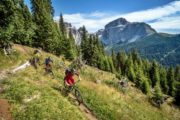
top-left (25, 0), bottom-right (180, 34)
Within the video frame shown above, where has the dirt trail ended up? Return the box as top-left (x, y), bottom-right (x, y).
top-left (0, 61), bottom-right (30, 120)
top-left (69, 94), bottom-right (98, 120)
top-left (0, 70), bottom-right (10, 83)
top-left (79, 103), bottom-right (98, 120)
top-left (0, 70), bottom-right (12, 120)
top-left (0, 99), bottom-right (12, 120)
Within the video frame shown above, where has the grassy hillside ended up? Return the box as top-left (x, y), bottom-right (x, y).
top-left (0, 44), bottom-right (180, 120)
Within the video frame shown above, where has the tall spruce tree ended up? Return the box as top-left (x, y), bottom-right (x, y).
top-left (0, 0), bottom-right (16, 48)
top-left (167, 66), bottom-right (176, 96)
top-left (111, 49), bottom-right (117, 68)
top-left (116, 50), bottom-right (126, 75)
top-left (80, 26), bottom-right (89, 60)
top-left (135, 63), bottom-right (144, 88)
top-left (126, 55), bottom-right (136, 82)
top-left (175, 83), bottom-right (180, 106)
top-left (142, 78), bottom-right (150, 95)
top-left (18, 1), bottom-right (35, 45)
top-left (175, 65), bottom-right (180, 82)
top-left (31, 0), bottom-right (60, 53)
top-left (160, 67), bottom-right (169, 94)
top-left (150, 61), bottom-right (160, 87)
top-left (59, 13), bottom-right (66, 37)
top-left (154, 82), bottom-right (163, 101)
top-left (107, 57), bottom-right (116, 73)
top-left (64, 30), bottom-right (77, 60)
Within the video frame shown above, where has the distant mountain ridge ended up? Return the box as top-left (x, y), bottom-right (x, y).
top-left (97, 18), bottom-right (156, 45)
top-left (96, 17), bottom-right (180, 66)
top-left (111, 33), bottom-right (180, 66)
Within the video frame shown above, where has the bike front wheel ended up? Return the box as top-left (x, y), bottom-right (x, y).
top-left (74, 88), bottom-right (83, 105)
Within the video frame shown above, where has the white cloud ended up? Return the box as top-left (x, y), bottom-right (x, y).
top-left (54, 1), bottom-right (180, 33)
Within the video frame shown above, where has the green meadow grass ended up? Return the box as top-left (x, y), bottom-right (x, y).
top-left (0, 44), bottom-right (180, 120)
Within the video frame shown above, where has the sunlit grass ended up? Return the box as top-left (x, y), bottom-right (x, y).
top-left (1, 44), bottom-right (180, 120)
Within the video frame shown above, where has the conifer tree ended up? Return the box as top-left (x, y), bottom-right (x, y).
top-left (59, 13), bottom-right (66, 37)
top-left (104, 56), bottom-right (111, 71)
top-left (142, 78), bottom-right (150, 94)
top-left (167, 66), bottom-right (176, 96)
top-left (126, 55), bottom-right (136, 82)
top-left (116, 50), bottom-right (126, 75)
top-left (64, 30), bottom-right (77, 60)
top-left (131, 49), bottom-right (140, 63)
top-left (150, 61), bottom-right (160, 87)
top-left (135, 65), bottom-right (145, 88)
top-left (80, 26), bottom-right (89, 60)
top-left (0, 0), bottom-right (16, 48)
top-left (111, 49), bottom-right (117, 68)
top-left (18, 1), bottom-right (35, 45)
top-left (107, 57), bottom-right (116, 73)
top-left (175, 65), bottom-right (180, 82)
top-left (154, 82), bottom-right (163, 101)
top-left (160, 68), bottom-right (169, 94)
top-left (175, 83), bottom-right (180, 106)
top-left (31, 0), bottom-right (60, 53)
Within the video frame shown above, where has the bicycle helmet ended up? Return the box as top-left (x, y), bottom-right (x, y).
top-left (70, 68), bottom-right (76, 74)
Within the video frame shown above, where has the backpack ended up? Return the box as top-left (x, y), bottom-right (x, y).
top-left (45, 58), bottom-right (51, 65)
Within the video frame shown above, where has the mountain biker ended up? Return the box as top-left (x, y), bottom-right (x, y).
top-left (31, 49), bottom-right (41, 68)
top-left (63, 68), bottom-right (83, 104)
top-left (45, 56), bottom-right (53, 71)
top-left (64, 68), bottom-right (80, 87)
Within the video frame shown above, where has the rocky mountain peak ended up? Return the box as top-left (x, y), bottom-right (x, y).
top-left (98, 18), bottom-right (156, 45)
top-left (105, 18), bottom-right (129, 29)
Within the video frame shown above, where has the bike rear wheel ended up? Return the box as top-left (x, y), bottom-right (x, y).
top-left (74, 88), bottom-right (83, 105)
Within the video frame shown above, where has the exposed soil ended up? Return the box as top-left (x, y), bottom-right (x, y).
top-left (68, 94), bottom-right (98, 120)
top-left (0, 99), bottom-right (12, 120)
top-left (79, 103), bottom-right (98, 120)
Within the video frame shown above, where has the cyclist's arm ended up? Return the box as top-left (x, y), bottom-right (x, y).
top-left (75, 73), bottom-right (81, 81)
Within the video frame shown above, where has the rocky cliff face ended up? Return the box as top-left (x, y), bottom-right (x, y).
top-left (97, 18), bottom-right (156, 45)
top-left (64, 22), bottom-right (81, 45)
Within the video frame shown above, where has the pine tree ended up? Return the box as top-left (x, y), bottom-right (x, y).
top-left (149, 61), bottom-right (160, 87)
top-left (175, 65), bottom-right (180, 82)
top-left (116, 50), bottom-right (126, 75)
top-left (80, 26), bottom-right (89, 60)
top-left (107, 57), bottom-right (116, 73)
top-left (31, 0), bottom-right (60, 52)
top-left (142, 59), bottom-right (151, 77)
top-left (131, 49), bottom-right (140, 63)
top-left (0, 0), bottom-right (15, 48)
top-left (160, 67), bottom-right (169, 94)
top-left (126, 55), bottom-right (136, 82)
top-left (154, 82), bottom-right (163, 101)
top-left (142, 78), bottom-right (150, 94)
top-left (64, 30), bottom-right (77, 60)
top-left (174, 83), bottom-right (180, 106)
top-left (59, 13), bottom-right (66, 37)
top-left (135, 65), bottom-right (144, 88)
top-left (18, 1), bottom-right (35, 45)
top-left (111, 49), bottom-right (117, 68)
top-left (167, 66), bottom-right (176, 96)
top-left (104, 57), bottom-right (111, 71)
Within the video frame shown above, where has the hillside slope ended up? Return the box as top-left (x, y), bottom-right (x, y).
top-left (111, 33), bottom-right (180, 66)
top-left (0, 44), bottom-right (180, 120)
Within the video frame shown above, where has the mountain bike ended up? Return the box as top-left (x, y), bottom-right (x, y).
top-left (44, 64), bottom-right (55, 78)
top-left (62, 79), bottom-right (83, 105)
